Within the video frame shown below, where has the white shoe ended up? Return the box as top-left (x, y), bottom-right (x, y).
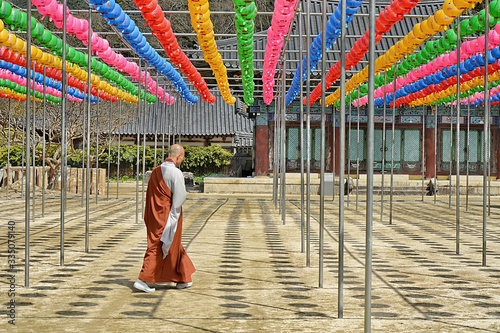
top-left (176, 282), bottom-right (193, 289)
top-left (134, 279), bottom-right (155, 293)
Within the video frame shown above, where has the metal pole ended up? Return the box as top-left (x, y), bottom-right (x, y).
top-left (338, 0), bottom-right (346, 316)
top-left (381, 72), bottom-right (387, 221)
top-left (332, 106), bottom-right (336, 201)
top-left (136, 60), bottom-right (142, 224)
top-left (281, 62), bottom-right (286, 225)
top-left (466, 92), bottom-right (470, 211)
top-left (275, 93), bottom-right (280, 210)
top-left (178, 100), bottom-right (181, 145)
top-left (422, 104), bottom-right (426, 201)
top-left (298, 9), bottom-right (305, 254)
top-left (483, 0), bottom-right (490, 266)
top-left (488, 123), bottom-right (491, 217)
top-left (25, 0), bottom-right (33, 286)
top-left (306, 0), bottom-right (311, 268)
top-left (142, 72), bottom-right (148, 218)
top-left (107, 100), bottom-right (112, 200)
top-left (7, 97), bottom-right (10, 200)
top-left (434, 104), bottom-right (438, 204)
top-left (365, 0), bottom-right (376, 329)
top-left (172, 97), bottom-right (176, 145)
top-left (117, 99), bottom-right (121, 199)
top-left (167, 90), bottom-right (171, 150)
top-left (162, 84), bottom-right (166, 161)
top-left (21, 117), bottom-right (24, 199)
top-left (356, 86), bottom-right (360, 212)
top-left (347, 93), bottom-right (352, 207)
top-left (60, 0), bottom-right (68, 266)
top-left (81, 73), bottom-right (86, 208)
top-left (318, 0), bottom-right (327, 288)
top-left (390, 64), bottom-right (398, 225)
top-left (154, 73), bottom-right (159, 167)
top-left (449, 103), bottom-right (453, 208)
top-left (85, 5), bottom-right (92, 252)
top-left (32, 61), bottom-right (36, 223)
top-left (456, 19), bottom-right (461, 255)
top-left (273, 99), bottom-right (278, 208)
top-left (95, 94), bottom-right (99, 205)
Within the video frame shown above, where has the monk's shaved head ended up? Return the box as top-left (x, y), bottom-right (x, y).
top-left (168, 144), bottom-right (185, 167)
top-left (168, 144), bottom-right (184, 158)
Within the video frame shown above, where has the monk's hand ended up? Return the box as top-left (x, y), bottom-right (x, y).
top-left (162, 242), bottom-right (169, 259)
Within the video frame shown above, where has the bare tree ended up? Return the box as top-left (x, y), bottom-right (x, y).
top-left (0, 97), bottom-right (136, 189)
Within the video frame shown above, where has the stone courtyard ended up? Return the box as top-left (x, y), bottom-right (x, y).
top-left (1, 182), bottom-right (500, 332)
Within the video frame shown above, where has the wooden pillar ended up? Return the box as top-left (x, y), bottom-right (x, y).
top-left (254, 120), bottom-right (269, 176)
top-left (425, 127), bottom-right (435, 178)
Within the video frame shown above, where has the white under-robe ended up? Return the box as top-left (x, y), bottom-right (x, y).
top-left (159, 160), bottom-right (186, 258)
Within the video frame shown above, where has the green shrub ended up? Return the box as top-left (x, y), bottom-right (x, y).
top-left (1, 144), bottom-right (233, 177)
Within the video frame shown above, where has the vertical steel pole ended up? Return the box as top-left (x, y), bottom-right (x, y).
top-left (466, 92), bottom-right (470, 211)
top-left (21, 118), bottom-right (25, 199)
top-left (483, 0), bottom-right (490, 266)
top-left (365, 0), bottom-right (376, 329)
top-left (178, 99), bottom-right (181, 145)
top-left (117, 100), bottom-right (121, 199)
top-left (422, 105), bottom-right (426, 201)
top-left (167, 90), bottom-right (172, 150)
top-left (449, 103), bottom-right (453, 208)
top-left (390, 64), bottom-right (398, 224)
top-left (319, 0), bottom-right (327, 288)
top-left (298, 9), bottom-right (305, 253)
top-left (434, 104), bottom-right (438, 204)
top-left (85, 6), bottom-right (92, 252)
top-left (25, 0), bottom-right (33, 286)
top-left (305, 0), bottom-right (311, 268)
top-left (172, 96), bottom-right (176, 145)
top-left (273, 95), bottom-right (278, 208)
top-left (136, 60), bottom-right (142, 224)
top-left (278, 92), bottom-right (282, 214)
top-left (347, 94), bottom-right (352, 207)
top-left (32, 61), bottom-right (36, 223)
top-left (456, 19), bottom-right (461, 255)
top-left (281, 63), bottom-right (286, 225)
top-left (60, 0), bottom-right (68, 266)
top-left (381, 72), bottom-right (387, 221)
top-left (7, 97), bottom-right (10, 200)
top-left (338, 0), bottom-right (346, 316)
top-left (95, 94), bottom-right (99, 205)
top-left (162, 83), bottom-right (166, 161)
top-left (154, 73), bottom-right (159, 167)
top-left (107, 100), bottom-right (112, 200)
top-left (165, 91), bottom-right (172, 149)
top-left (332, 106), bottom-right (336, 201)
top-left (142, 72), bottom-right (148, 218)
top-left (356, 87), bottom-right (360, 211)
top-left (81, 76), bottom-right (86, 207)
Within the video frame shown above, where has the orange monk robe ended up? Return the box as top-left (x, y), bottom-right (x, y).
top-left (138, 161), bottom-right (195, 283)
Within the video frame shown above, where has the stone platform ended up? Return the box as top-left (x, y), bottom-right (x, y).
top-left (0, 184), bottom-right (500, 332)
top-left (204, 174), bottom-right (500, 196)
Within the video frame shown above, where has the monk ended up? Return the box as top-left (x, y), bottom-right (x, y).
top-left (134, 144), bottom-right (196, 292)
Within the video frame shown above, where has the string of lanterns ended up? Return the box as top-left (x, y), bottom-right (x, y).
top-left (188, 0), bottom-right (236, 105)
top-left (89, 0), bottom-right (198, 104)
top-left (285, 0), bottom-right (363, 104)
top-left (233, 0), bottom-right (257, 105)
top-left (134, 0), bottom-right (215, 104)
top-left (325, 0), bottom-right (483, 107)
top-left (262, 0), bottom-right (298, 105)
top-left (29, 0), bottom-right (172, 103)
top-left (350, 7), bottom-right (500, 108)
